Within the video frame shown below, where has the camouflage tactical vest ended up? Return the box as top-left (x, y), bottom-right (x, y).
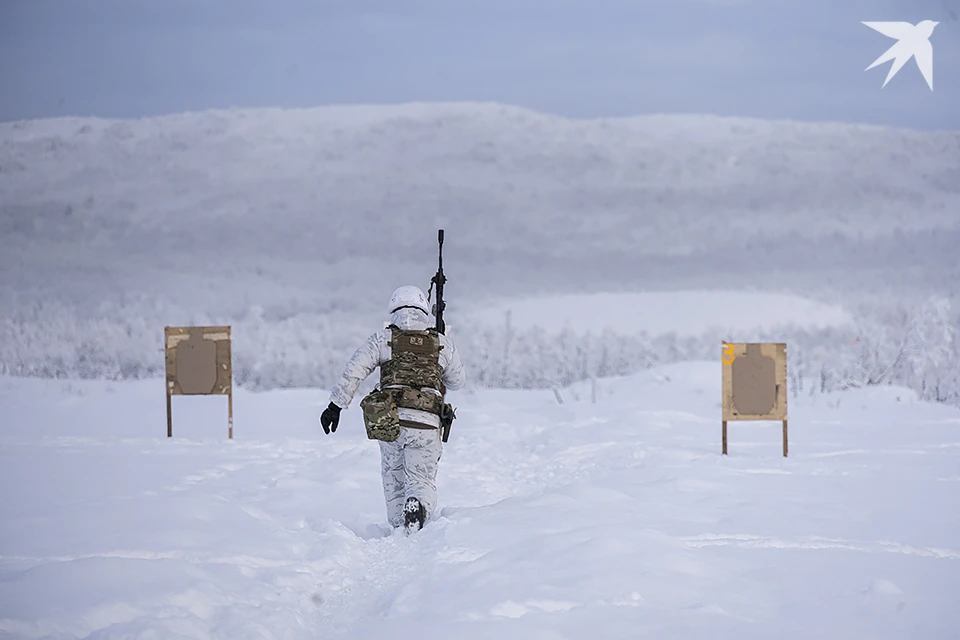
top-left (380, 325), bottom-right (444, 415)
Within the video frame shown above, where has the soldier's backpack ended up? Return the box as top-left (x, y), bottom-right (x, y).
top-left (360, 325), bottom-right (446, 442)
top-left (381, 325), bottom-right (443, 393)
top-left (381, 325), bottom-right (444, 416)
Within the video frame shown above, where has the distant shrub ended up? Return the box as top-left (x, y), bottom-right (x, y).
top-left (1, 296), bottom-right (957, 407)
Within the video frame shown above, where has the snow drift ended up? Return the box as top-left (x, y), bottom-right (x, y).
top-left (1, 365), bottom-right (958, 639)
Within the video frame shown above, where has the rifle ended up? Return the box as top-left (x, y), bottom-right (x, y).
top-left (428, 230), bottom-right (455, 441)
top-left (430, 229), bottom-right (446, 335)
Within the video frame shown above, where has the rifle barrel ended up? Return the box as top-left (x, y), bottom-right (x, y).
top-left (434, 229), bottom-right (445, 334)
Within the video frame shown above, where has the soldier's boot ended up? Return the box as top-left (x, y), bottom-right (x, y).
top-left (403, 497), bottom-right (427, 533)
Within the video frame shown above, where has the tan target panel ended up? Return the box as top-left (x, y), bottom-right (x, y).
top-left (164, 326), bottom-right (234, 438)
top-left (721, 342), bottom-right (788, 457)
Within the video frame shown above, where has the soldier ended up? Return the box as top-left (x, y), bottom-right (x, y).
top-left (319, 285), bottom-right (465, 532)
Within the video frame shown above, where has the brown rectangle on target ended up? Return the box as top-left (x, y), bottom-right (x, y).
top-left (722, 342), bottom-right (787, 422)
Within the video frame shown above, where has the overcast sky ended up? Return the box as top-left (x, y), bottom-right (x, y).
top-left (1, 0), bottom-right (958, 129)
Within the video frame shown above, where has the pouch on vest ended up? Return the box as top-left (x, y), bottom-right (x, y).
top-left (395, 387), bottom-right (444, 415)
top-left (359, 388), bottom-right (401, 442)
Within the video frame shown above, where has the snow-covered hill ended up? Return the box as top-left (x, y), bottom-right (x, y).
top-left (2, 103), bottom-right (958, 389)
top-left (2, 102), bottom-right (959, 313)
top-left (1, 366), bottom-right (958, 639)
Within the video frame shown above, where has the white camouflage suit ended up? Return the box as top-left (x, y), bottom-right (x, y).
top-left (329, 307), bottom-right (466, 528)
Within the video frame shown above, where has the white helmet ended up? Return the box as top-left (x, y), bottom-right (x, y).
top-left (388, 285), bottom-right (430, 316)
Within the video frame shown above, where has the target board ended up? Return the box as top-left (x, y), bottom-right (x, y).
top-left (164, 326), bottom-right (233, 438)
top-left (721, 342), bottom-right (788, 457)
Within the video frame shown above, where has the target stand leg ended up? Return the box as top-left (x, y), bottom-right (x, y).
top-left (782, 419), bottom-right (788, 457)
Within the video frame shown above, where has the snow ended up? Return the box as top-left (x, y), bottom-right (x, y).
top-left (2, 365), bottom-right (958, 639)
top-left (1, 100), bottom-right (958, 638)
top-left (471, 290), bottom-right (855, 335)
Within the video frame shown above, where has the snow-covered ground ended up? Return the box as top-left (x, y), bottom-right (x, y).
top-left (2, 365), bottom-right (958, 639)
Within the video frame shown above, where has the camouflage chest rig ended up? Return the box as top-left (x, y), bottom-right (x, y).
top-left (359, 325), bottom-right (444, 442)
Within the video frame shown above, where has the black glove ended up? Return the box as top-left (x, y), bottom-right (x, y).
top-left (320, 402), bottom-right (341, 434)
